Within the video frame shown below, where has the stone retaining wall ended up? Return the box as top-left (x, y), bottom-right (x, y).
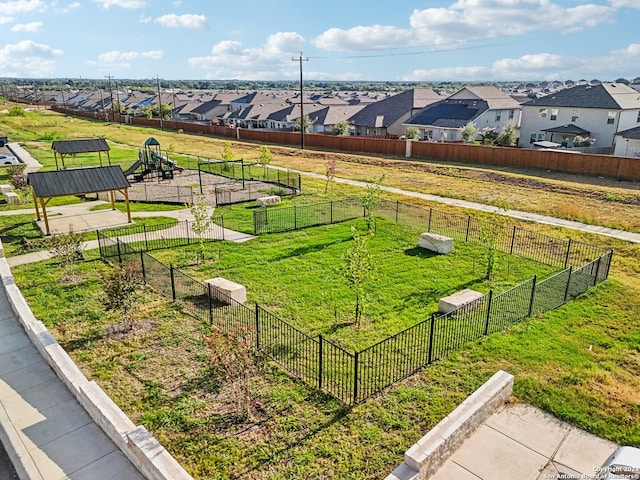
top-left (0, 243), bottom-right (193, 480)
top-left (385, 370), bottom-right (514, 480)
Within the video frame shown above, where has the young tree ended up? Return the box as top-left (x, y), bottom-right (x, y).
top-left (101, 262), bottom-right (143, 331)
top-left (190, 194), bottom-right (211, 262)
top-left (295, 114), bottom-right (311, 133)
top-left (461, 122), bottom-right (480, 143)
top-left (342, 227), bottom-right (374, 328)
top-left (204, 326), bottom-right (257, 420)
top-left (258, 145), bottom-right (272, 165)
top-left (478, 220), bottom-right (502, 280)
top-left (324, 156), bottom-right (337, 194)
top-left (361, 174), bottom-right (385, 233)
top-left (221, 142), bottom-right (234, 161)
top-left (47, 226), bottom-right (86, 280)
top-left (405, 126), bottom-right (420, 140)
top-left (331, 120), bottom-right (350, 136)
top-left (495, 121), bottom-right (517, 147)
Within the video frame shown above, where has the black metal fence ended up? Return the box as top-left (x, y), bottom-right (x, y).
top-left (99, 200), bottom-right (613, 405)
top-left (97, 217), bottom-right (225, 256)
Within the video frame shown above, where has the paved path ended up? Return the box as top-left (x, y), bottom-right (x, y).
top-left (280, 167), bottom-right (640, 244)
top-left (429, 403), bottom-right (617, 480)
top-left (0, 274), bottom-right (146, 480)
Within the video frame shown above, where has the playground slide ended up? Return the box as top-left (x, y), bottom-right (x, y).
top-left (122, 159), bottom-right (143, 176)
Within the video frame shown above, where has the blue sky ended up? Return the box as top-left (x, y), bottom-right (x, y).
top-left (0, 0), bottom-right (639, 82)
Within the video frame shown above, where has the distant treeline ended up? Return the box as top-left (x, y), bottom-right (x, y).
top-left (0, 77), bottom-right (523, 94)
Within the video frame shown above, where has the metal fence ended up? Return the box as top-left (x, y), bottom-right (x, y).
top-left (99, 200), bottom-right (613, 405)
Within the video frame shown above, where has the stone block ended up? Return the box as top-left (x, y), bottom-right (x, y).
top-left (256, 195), bottom-right (281, 207)
top-left (3, 191), bottom-right (20, 204)
top-left (0, 184), bottom-right (13, 194)
top-left (205, 277), bottom-right (246, 304)
top-left (418, 232), bottom-right (453, 254)
top-left (438, 288), bottom-right (484, 314)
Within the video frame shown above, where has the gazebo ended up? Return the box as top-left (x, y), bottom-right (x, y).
top-left (28, 166), bottom-right (131, 235)
top-left (51, 138), bottom-right (112, 170)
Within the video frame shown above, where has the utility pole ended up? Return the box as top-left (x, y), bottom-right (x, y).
top-left (156, 75), bottom-right (164, 130)
top-left (292, 53), bottom-right (308, 149)
top-left (106, 75), bottom-right (114, 122)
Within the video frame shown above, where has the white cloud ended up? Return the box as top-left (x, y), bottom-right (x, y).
top-left (0, 0), bottom-right (45, 15)
top-left (403, 66), bottom-right (490, 82)
top-left (0, 40), bottom-right (62, 77)
top-left (313, 25), bottom-right (414, 51)
top-left (154, 13), bottom-right (207, 29)
top-left (188, 32), bottom-right (304, 80)
top-left (61, 2), bottom-right (81, 12)
top-left (0, 17), bottom-right (15, 24)
top-left (11, 21), bottom-right (43, 32)
top-left (97, 50), bottom-right (164, 63)
top-left (92, 0), bottom-right (146, 9)
top-left (312, 0), bottom-right (615, 52)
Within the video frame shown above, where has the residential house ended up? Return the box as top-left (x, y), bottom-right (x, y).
top-left (404, 85), bottom-right (521, 142)
top-left (306, 105), bottom-right (366, 133)
top-left (348, 88), bottom-right (441, 137)
top-left (519, 82), bottom-right (640, 150)
top-left (613, 126), bottom-right (640, 157)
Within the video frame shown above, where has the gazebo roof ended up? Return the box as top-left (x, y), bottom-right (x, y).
top-left (51, 138), bottom-right (110, 154)
top-left (28, 165), bottom-right (129, 198)
top-left (542, 124), bottom-right (590, 135)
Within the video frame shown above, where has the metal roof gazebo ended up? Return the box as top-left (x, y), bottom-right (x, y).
top-left (51, 138), bottom-right (112, 170)
top-left (28, 166), bottom-right (131, 235)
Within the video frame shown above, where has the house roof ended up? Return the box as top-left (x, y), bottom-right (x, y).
top-left (615, 125), bottom-right (640, 140)
top-left (51, 138), bottom-right (110, 154)
top-left (452, 85), bottom-right (521, 110)
top-left (542, 124), bottom-right (590, 135)
top-left (348, 88), bottom-right (441, 128)
top-left (405, 99), bottom-right (489, 128)
top-left (524, 82), bottom-right (640, 109)
top-left (28, 165), bottom-right (130, 198)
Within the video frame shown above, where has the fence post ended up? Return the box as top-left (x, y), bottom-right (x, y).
top-left (185, 220), bottom-right (190, 244)
top-left (428, 313), bottom-right (436, 364)
top-left (330, 201), bottom-right (333, 224)
top-left (170, 265), bottom-right (176, 301)
top-left (427, 208), bottom-right (433, 232)
top-left (527, 275), bottom-right (537, 317)
top-left (483, 290), bottom-right (493, 336)
top-left (509, 226), bottom-right (517, 254)
top-left (221, 216), bottom-right (225, 241)
top-left (143, 225), bottom-right (149, 252)
top-left (116, 240), bottom-right (122, 264)
top-left (318, 335), bottom-right (323, 391)
top-left (140, 251), bottom-right (146, 284)
top-left (208, 283), bottom-right (213, 326)
top-left (255, 304), bottom-right (260, 350)
top-left (465, 216), bottom-right (471, 242)
top-left (395, 200), bottom-right (399, 224)
top-left (294, 206), bottom-right (297, 230)
top-left (564, 239), bottom-right (573, 268)
top-left (198, 160), bottom-right (203, 194)
top-left (353, 351), bottom-right (359, 405)
top-left (593, 256), bottom-right (602, 286)
top-left (564, 267), bottom-right (573, 302)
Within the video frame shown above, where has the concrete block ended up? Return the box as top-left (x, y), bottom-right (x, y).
top-left (438, 288), bottom-right (484, 314)
top-left (419, 232), bottom-right (453, 254)
top-left (256, 195), bottom-right (281, 207)
top-left (3, 191), bottom-right (20, 204)
top-left (205, 277), bottom-right (246, 304)
top-left (0, 184), bottom-right (13, 194)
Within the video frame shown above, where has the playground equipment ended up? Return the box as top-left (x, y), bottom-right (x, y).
top-left (131, 137), bottom-right (183, 182)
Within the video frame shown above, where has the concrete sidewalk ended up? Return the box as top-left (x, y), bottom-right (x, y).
top-left (0, 285), bottom-right (145, 479)
top-left (431, 403), bottom-right (617, 480)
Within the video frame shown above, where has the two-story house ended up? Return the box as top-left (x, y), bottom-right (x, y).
top-left (404, 85), bottom-right (522, 142)
top-left (519, 82), bottom-right (640, 150)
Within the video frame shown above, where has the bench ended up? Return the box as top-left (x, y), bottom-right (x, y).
top-left (438, 288), bottom-right (484, 314)
top-left (256, 195), bottom-right (281, 207)
top-left (204, 277), bottom-right (246, 305)
top-left (3, 191), bottom-right (20, 204)
top-left (419, 232), bottom-right (453, 254)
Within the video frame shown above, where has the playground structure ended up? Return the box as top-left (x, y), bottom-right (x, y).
top-left (129, 137), bottom-right (183, 182)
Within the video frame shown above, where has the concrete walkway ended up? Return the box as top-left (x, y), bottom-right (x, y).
top-left (0, 278), bottom-right (146, 480)
top-left (430, 403), bottom-right (617, 480)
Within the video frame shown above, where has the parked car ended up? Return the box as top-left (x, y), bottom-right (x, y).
top-left (0, 154), bottom-right (20, 165)
top-left (600, 446), bottom-right (640, 479)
